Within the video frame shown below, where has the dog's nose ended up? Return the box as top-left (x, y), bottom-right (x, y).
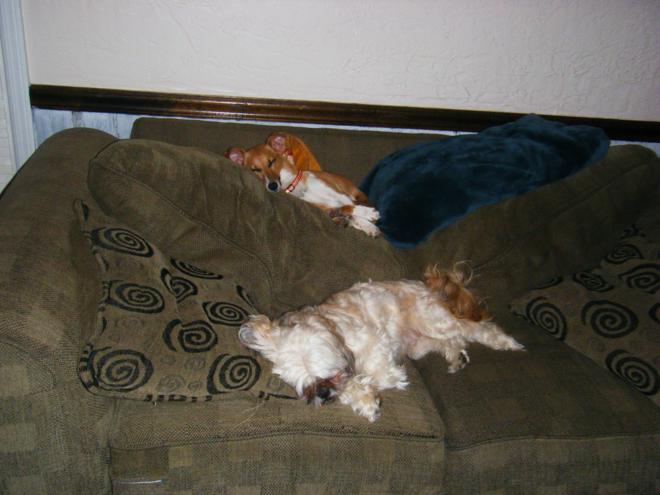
top-left (267, 181), bottom-right (280, 192)
top-left (238, 325), bottom-right (254, 346)
top-left (316, 385), bottom-right (332, 402)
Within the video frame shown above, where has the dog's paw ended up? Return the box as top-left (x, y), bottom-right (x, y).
top-left (328, 210), bottom-right (350, 228)
top-left (339, 376), bottom-right (382, 422)
top-left (360, 402), bottom-right (381, 422)
top-left (447, 350), bottom-right (470, 374)
top-left (353, 205), bottom-right (380, 222)
top-left (351, 395), bottom-right (382, 423)
top-left (349, 217), bottom-right (381, 237)
top-left (509, 340), bottom-right (525, 351)
top-left (498, 335), bottom-right (525, 352)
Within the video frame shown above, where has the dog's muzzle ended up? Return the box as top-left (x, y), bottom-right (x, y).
top-left (238, 325), bottom-right (255, 346)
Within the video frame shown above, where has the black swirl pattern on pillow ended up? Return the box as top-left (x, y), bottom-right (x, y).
top-left (105, 281), bottom-right (165, 314)
top-left (604, 243), bottom-right (643, 265)
top-left (605, 350), bottom-right (658, 397)
top-left (650, 303), bottom-right (660, 325)
top-left (171, 258), bottom-right (223, 279)
top-left (160, 269), bottom-right (198, 303)
top-left (618, 223), bottom-right (643, 240)
top-left (524, 296), bottom-right (567, 340)
top-left (580, 300), bottom-right (638, 338)
top-left (533, 276), bottom-right (564, 290)
top-left (79, 201), bottom-right (90, 221)
top-left (207, 354), bottom-right (261, 394)
top-left (237, 285), bottom-right (258, 311)
top-left (163, 319), bottom-right (218, 353)
top-left (572, 271), bottom-right (613, 292)
top-left (619, 263), bottom-right (659, 295)
top-left (203, 301), bottom-right (248, 326)
top-left (79, 345), bottom-right (153, 392)
top-left (91, 227), bottom-right (154, 257)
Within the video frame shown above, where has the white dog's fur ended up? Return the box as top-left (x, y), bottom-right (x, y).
top-left (239, 267), bottom-right (524, 422)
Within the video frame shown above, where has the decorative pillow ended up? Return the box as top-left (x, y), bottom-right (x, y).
top-left (361, 114), bottom-right (610, 247)
top-left (74, 199), bottom-right (296, 402)
top-left (599, 231), bottom-right (659, 295)
top-left (88, 139), bottom-right (405, 317)
top-left (510, 227), bottom-right (659, 406)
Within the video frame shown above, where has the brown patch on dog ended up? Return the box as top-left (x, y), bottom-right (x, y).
top-left (423, 264), bottom-right (491, 322)
top-left (302, 371), bottom-right (346, 405)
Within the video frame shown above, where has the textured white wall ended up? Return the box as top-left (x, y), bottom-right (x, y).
top-left (22, 0), bottom-right (660, 120)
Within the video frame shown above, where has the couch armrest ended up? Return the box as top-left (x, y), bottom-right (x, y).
top-left (0, 129), bottom-right (116, 493)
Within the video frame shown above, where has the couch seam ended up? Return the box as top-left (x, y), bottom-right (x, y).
top-left (445, 431), bottom-right (660, 452)
top-left (109, 428), bottom-right (445, 452)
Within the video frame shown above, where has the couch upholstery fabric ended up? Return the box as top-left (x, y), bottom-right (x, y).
top-left (0, 129), bottom-right (117, 494)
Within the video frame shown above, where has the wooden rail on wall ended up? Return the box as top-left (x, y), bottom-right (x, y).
top-left (30, 84), bottom-right (660, 142)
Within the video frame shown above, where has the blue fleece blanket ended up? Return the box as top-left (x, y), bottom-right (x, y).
top-left (360, 115), bottom-right (609, 248)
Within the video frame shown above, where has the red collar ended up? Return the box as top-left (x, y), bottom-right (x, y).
top-left (284, 169), bottom-right (303, 193)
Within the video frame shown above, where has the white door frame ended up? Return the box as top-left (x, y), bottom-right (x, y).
top-left (0, 0), bottom-right (35, 171)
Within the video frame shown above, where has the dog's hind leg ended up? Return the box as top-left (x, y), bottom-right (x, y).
top-left (406, 335), bottom-right (470, 373)
top-left (465, 321), bottom-right (524, 352)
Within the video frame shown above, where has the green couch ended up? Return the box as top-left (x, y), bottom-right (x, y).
top-left (0, 117), bottom-right (658, 494)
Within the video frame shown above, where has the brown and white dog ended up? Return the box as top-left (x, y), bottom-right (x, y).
top-left (239, 265), bottom-right (524, 422)
top-left (225, 143), bottom-right (381, 237)
top-left (266, 131), bottom-right (323, 172)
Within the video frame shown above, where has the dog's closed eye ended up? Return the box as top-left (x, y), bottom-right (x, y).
top-left (267, 158), bottom-right (275, 168)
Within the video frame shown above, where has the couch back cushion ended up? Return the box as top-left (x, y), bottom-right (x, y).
top-left (130, 118), bottom-right (443, 185)
top-left (404, 144), bottom-right (660, 302)
top-left (88, 139), bottom-right (405, 316)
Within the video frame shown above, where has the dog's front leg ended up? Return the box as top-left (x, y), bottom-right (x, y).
top-left (326, 205), bottom-right (352, 228)
top-left (339, 375), bottom-right (381, 422)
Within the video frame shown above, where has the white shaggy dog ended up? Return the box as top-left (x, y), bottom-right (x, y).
top-left (239, 266), bottom-right (524, 422)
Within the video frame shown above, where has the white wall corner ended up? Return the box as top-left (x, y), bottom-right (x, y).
top-left (0, 0), bottom-right (35, 170)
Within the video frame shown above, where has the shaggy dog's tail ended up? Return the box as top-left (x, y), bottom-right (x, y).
top-left (423, 264), bottom-right (491, 322)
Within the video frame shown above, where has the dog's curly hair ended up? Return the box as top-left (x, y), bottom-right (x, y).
top-left (423, 264), bottom-right (491, 322)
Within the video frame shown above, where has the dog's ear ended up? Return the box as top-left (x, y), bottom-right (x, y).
top-left (266, 132), bottom-right (288, 155)
top-left (225, 147), bottom-right (246, 166)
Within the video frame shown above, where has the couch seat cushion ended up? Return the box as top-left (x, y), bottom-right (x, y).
top-left (108, 361), bottom-right (445, 494)
top-left (88, 139), bottom-right (406, 317)
top-left (414, 303), bottom-right (660, 494)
